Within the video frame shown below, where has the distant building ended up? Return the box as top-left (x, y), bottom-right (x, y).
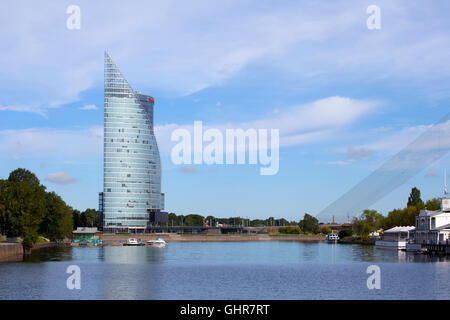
top-left (98, 192), bottom-right (104, 231)
top-left (148, 211), bottom-right (168, 227)
top-left (376, 226), bottom-right (415, 250)
top-left (72, 227), bottom-right (103, 246)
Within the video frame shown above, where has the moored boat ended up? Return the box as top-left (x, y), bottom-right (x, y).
top-left (147, 238), bottom-right (167, 247)
top-left (325, 233), bottom-right (339, 243)
top-left (123, 238), bottom-right (145, 246)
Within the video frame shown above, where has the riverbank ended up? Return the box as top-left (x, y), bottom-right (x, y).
top-left (0, 242), bottom-right (60, 262)
top-left (102, 233), bottom-right (325, 245)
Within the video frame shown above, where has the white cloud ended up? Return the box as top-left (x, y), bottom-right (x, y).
top-left (45, 171), bottom-right (77, 184)
top-left (0, 96), bottom-right (377, 161)
top-left (347, 146), bottom-right (371, 160)
top-left (1, 1), bottom-right (450, 115)
top-left (79, 104), bottom-right (98, 110)
top-left (155, 96), bottom-right (379, 154)
top-left (0, 126), bottom-right (103, 160)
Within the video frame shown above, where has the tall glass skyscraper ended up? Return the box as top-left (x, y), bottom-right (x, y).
top-left (103, 52), bottom-right (163, 233)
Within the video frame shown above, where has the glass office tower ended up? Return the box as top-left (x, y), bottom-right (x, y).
top-left (103, 52), bottom-right (163, 233)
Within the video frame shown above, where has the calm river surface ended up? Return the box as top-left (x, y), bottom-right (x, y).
top-left (0, 241), bottom-right (449, 299)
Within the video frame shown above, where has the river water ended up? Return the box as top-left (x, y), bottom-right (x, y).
top-left (0, 241), bottom-right (449, 299)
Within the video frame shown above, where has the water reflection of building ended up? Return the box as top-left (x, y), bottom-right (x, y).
top-left (102, 246), bottom-right (164, 264)
top-left (101, 246), bottom-right (165, 299)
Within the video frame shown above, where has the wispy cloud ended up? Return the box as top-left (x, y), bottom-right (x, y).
top-left (1, 1), bottom-right (450, 115)
top-left (45, 171), bottom-right (77, 184)
top-left (79, 104), bottom-right (98, 110)
top-left (347, 147), bottom-right (371, 160)
top-left (0, 126), bottom-right (103, 160)
top-left (155, 96), bottom-right (379, 154)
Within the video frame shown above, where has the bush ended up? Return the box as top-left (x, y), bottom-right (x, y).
top-left (278, 226), bottom-right (301, 234)
top-left (321, 227), bottom-right (332, 234)
top-left (338, 229), bottom-right (353, 239)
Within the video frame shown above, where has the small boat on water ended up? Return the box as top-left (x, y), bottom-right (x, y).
top-left (123, 238), bottom-right (145, 246)
top-left (325, 233), bottom-right (339, 243)
top-left (147, 238), bottom-right (167, 247)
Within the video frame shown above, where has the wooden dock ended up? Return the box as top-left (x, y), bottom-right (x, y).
top-left (423, 243), bottom-right (450, 255)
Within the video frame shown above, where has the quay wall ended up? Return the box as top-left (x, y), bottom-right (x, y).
top-left (0, 243), bottom-right (23, 262)
top-left (102, 234), bottom-right (325, 245)
top-left (0, 242), bottom-right (59, 262)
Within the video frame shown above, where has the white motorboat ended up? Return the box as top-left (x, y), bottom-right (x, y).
top-left (147, 238), bottom-right (167, 247)
top-left (123, 238), bottom-right (144, 246)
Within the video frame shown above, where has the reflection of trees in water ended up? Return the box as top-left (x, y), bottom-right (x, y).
top-left (351, 245), bottom-right (376, 262)
top-left (23, 245), bottom-right (73, 263)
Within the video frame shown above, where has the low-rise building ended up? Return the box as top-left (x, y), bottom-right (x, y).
top-left (72, 227), bottom-right (103, 246)
top-left (414, 197), bottom-right (450, 245)
top-left (376, 226), bottom-right (415, 250)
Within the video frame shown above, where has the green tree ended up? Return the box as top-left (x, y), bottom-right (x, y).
top-left (353, 209), bottom-right (385, 240)
top-left (183, 214), bottom-right (205, 226)
top-left (384, 206), bottom-right (419, 229)
top-left (168, 212), bottom-right (177, 226)
top-left (299, 213), bottom-right (320, 234)
top-left (72, 209), bottom-right (81, 229)
top-left (80, 209), bottom-right (99, 227)
top-left (8, 168), bottom-right (40, 187)
top-left (321, 227), bottom-right (332, 234)
top-left (275, 218), bottom-right (289, 227)
top-left (0, 180), bottom-right (11, 236)
top-left (0, 179), bottom-right (46, 251)
top-left (425, 198), bottom-right (441, 211)
top-left (249, 219), bottom-right (266, 227)
top-left (279, 226), bottom-right (301, 234)
top-left (39, 192), bottom-right (73, 241)
top-left (407, 187), bottom-right (424, 208)
top-left (338, 229), bottom-right (353, 239)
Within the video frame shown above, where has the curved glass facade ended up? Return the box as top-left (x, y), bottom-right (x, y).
top-left (103, 52), bottom-right (162, 233)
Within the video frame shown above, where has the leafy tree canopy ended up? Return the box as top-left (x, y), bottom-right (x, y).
top-left (407, 187), bottom-right (424, 208)
top-left (8, 168), bottom-right (41, 187)
top-left (299, 213), bottom-right (320, 234)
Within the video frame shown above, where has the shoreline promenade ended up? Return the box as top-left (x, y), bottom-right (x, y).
top-left (102, 233), bottom-right (325, 245)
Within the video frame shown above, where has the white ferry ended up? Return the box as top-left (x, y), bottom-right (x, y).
top-left (375, 226), bottom-right (415, 250)
top-left (147, 238), bottom-right (167, 247)
top-left (325, 233), bottom-right (339, 243)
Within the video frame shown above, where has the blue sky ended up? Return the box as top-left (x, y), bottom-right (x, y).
top-left (1, 0), bottom-right (450, 222)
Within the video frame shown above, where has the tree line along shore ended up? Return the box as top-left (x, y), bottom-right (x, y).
top-left (0, 167), bottom-right (439, 252)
